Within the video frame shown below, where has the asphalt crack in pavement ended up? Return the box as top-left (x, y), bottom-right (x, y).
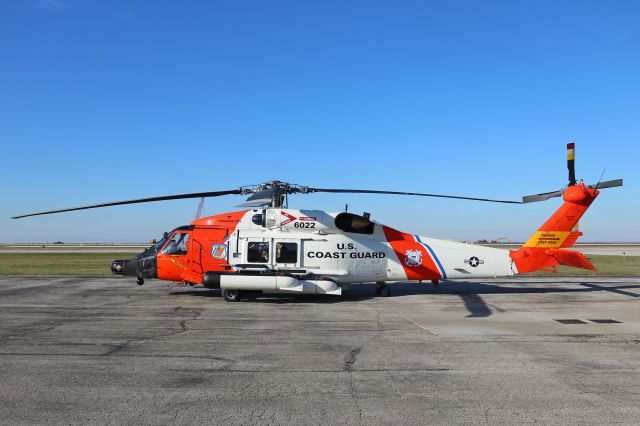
top-left (102, 306), bottom-right (201, 356)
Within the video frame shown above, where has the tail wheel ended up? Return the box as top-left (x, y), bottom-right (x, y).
top-left (222, 289), bottom-right (240, 302)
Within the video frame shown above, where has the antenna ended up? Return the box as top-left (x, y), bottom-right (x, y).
top-left (595, 166), bottom-right (607, 190)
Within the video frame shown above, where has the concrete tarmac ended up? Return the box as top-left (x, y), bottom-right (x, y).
top-left (1, 276), bottom-right (639, 425)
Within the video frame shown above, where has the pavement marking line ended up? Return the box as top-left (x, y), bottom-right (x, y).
top-left (402, 317), bottom-right (438, 335)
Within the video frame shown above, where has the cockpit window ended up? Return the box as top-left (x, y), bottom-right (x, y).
top-left (162, 232), bottom-right (190, 255)
top-left (153, 232), bottom-right (171, 251)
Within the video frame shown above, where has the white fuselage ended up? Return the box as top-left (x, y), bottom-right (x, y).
top-left (226, 208), bottom-right (518, 284)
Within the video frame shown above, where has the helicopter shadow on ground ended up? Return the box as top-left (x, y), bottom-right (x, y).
top-left (169, 280), bottom-right (640, 317)
top-left (170, 285), bottom-right (495, 316)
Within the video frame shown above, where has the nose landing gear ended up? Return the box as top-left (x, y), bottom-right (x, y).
top-left (136, 277), bottom-right (145, 286)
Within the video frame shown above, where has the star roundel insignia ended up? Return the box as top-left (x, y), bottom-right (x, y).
top-left (464, 256), bottom-right (484, 267)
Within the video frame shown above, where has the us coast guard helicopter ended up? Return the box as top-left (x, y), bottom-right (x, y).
top-left (13, 144), bottom-right (622, 302)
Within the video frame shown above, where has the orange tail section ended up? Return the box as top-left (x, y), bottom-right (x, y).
top-left (510, 183), bottom-right (599, 273)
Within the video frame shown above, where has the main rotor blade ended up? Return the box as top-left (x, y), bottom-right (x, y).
top-left (308, 188), bottom-right (522, 204)
top-left (12, 189), bottom-right (242, 219)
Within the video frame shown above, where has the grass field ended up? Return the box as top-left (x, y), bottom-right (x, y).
top-left (0, 253), bottom-right (134, 276)
top-left (0, 252), bottom-right (638, 276)
top-left (527, 255), bottom-right (640, 276)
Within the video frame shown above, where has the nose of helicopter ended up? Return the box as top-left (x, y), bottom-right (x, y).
top-left (122, 259), bottom-right (139, 277)
top-left (110, 258), bottom-right (139, 276)
top-left (111, 249), bottom-right (158, 279)
top-left (111, 260), bottom-right (125, 274)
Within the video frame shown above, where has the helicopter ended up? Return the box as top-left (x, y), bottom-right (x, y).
top-left (13, 143), bottom-right (622, 302)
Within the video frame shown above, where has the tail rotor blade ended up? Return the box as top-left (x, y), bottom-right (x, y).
top-left (522, 190), bottom-right (563, 204)
top-left (523, 179), bottom-right (623, 204)
top-left (587, 179), bottom-right (623, 190)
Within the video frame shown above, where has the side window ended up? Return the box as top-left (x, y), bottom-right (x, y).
top-left (247, 242), bottom-right (269, 263)
top-left (162, 233), bottom-right (190, 255)
top-left (276, 242), bottom-right (298, 263)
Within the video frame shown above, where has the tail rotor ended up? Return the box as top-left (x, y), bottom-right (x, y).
top-left (523, 142), bottom-right (622, 204)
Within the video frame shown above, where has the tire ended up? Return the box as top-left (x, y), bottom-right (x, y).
top-left (378, 285), bottom-right (390, 297)
top-left (222, 289), bottom-right (240, 302)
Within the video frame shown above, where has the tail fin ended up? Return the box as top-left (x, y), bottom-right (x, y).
top-left (521, 182), bottom-right (596, 250)
top-left (510, 183), bottom-right (599, 273)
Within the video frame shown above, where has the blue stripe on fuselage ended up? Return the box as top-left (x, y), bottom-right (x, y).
top-left (415, 235), bottom-right (447, 280)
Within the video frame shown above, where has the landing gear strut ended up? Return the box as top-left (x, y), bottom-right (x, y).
top-left (136, 277), bottom-right (144, 286)
top-left (375, 282), bottom-right (390, 297)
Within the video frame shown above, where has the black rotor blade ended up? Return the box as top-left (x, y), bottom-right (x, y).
top-left (12, 189), bottom-right (242, 219)
top-left (307, 188), bottom-right (522, 204)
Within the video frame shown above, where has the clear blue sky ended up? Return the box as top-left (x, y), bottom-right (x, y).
top-left (1, 0), bottom-right (638, 243)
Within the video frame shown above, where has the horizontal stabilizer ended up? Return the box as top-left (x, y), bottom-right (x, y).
top-left (546, 249), bottom-right (597, 271)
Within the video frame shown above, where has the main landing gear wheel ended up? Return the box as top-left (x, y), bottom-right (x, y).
top-left (375, 282), bottom-right (390, 297)
top-left (222, 289), bottom-right (240, 302)
top-left (136, 277), bottom-right (144, 286)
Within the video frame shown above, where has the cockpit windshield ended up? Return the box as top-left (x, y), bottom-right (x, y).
top-left (151, 226), bottom-right (194, 253)
top-left (161, 232), bottom-right (190, 256)
top-left (153, 232), bottom-right (171, 251)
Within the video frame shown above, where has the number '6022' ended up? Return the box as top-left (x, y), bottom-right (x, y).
top-left (294, 222), bottom-right (315, 228)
